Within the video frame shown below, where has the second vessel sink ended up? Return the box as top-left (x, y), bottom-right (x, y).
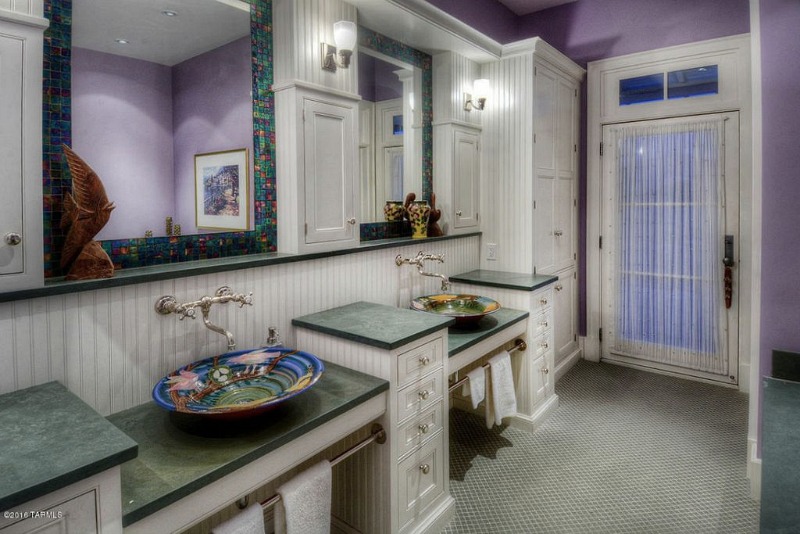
top-left (410, 294), bottom-right (501, 326)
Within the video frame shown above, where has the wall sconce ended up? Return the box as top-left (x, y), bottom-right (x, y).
top-left (464, 79), bottom-right (490, 111)
top-left (322, 20), bottom-right (357, 72)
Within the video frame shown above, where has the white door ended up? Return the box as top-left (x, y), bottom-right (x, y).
top-left (453, 128), bottom-right (479, 229)
top-left (0, 35), bottom-right (24, 275)
top-left (601, 113), bottom-right (739, 384)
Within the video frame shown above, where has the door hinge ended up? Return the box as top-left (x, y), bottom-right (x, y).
top-left (574, 334), bottom-right (577, 342)
top-left (599, 328), bottom-right (603, 342)
top-left (600, 142), bottom-right (604, 156)
top-left (599, 235), bottom-right (603, 249)
top-left (476, 212), bottom-right (479, 221)
top-left (574, 144), bottom-right (577, 153)
top-left (574, 271), bottom-right (577, 279)
top-left (574, 88), bottom-right (578, 97)
top-left (574, 253), bottom-right (577, 260)
top-left (533, 200), bottom-right (537, 209)
top-left (304, 223), bottom-right (308, 236)
top-left (574, 199), bottom-right (577, 207)
top-left (534, 134), bottom-right (537, 144)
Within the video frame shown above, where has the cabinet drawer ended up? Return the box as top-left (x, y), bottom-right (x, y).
top-left (397, 339), bottom-right (442, 388)
top-left (530, 308), bottom-right (553, 337)
top-left (533, 331), bottom-right (552, 360)
top-left (397, 401), bottom-right (444, 460)
top-left (0, 489), bottom-right (98, 533)
top-left (533, 289), bottom-right (554, 312)
top-left (396, 371), bottom-right (444, 423)
top-left (398, 432), bottom-right (446, 530)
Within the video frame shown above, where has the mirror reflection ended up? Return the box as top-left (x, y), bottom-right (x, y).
top-left (357, 47), bottom-right (422, 223)
top-left (71, 0), bottom-right (253, 240)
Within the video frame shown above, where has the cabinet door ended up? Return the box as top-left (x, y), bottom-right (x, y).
top-left (553, 77), bottom-right (578, 272)
top-left (0, 35), bottom-right (24, 276)
top-left (0, 490), bottom-right (98, 534)
top-left (303, 98), bottom-right (356, 245)
top-left (453, 128), bottom-right (479, 229)
top-left (553, 267), bottom-right (579, 368)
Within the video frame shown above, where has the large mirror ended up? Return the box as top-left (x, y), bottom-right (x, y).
top-left (71, 0), bottom-right (253, 240)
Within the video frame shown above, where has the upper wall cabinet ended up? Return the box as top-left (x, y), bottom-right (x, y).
top-left (453, 128), bottom-right (480, 230)
top-left (0, 9), bottom-right (47, 292)
top-left (273, 0), bottom-right (360, 254)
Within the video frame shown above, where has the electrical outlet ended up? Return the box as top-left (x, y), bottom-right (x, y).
top-left (486, 243), bottom-right (497, 261)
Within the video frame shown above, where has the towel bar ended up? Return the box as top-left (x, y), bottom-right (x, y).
top-left (235, 423), bottom-right (387, 511)
top-left (448, 338), bottom-right (527, 393)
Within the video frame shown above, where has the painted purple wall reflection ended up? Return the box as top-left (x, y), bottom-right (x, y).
top-left (358, 52), bottom-right (404, 102)
top-left (71, 37), bottom-right (252, 240)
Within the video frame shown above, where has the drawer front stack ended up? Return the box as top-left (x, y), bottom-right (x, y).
top-left (394, 337), bottom-right (447, 533)
top-left (530, 287), bottom-right (554, 405)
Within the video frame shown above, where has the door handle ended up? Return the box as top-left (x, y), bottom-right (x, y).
top-left (723, 235), bottom-right (734, 309)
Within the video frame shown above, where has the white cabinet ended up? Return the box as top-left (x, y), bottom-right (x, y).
top-left (0, 468), bottom-right (123, 534)
top-left (552, 267), bottom-right (579, 374)
top-left (0, 14), bottom-right (45, 291)
top-left (275, 85), bottom-right (360, 254)
top-left (452, 128), bottom-right (480, 230)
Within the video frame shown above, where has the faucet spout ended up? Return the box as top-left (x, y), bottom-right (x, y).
top-left (396, 251), bottom-right (451, 292)
top-left (201, 302), bottom-right (236, 351)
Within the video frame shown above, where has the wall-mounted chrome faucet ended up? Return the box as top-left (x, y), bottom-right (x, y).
top-left (396, 251), bottom-right (452, 292)
top-left (155, 286), bottom-right (253, 351)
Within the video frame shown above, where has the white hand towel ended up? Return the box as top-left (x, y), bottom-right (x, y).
top-left (487, 351), bottom-right (517, 428)
top-left (212, 504), bottom-right (265, 534)
top-left (462, 366), bottom-right (486, 409)
top-left (274, 460), bottom-right (332, 534)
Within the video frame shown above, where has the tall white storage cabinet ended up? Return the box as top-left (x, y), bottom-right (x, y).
top-left (480, 38), bottom-right (584, 377)
top-left (0, 8), bottom-right (46, 292)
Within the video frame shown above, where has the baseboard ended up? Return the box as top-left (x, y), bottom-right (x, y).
top-left (409, 494), bottom-right (455, 534)
top-left (554, 348), bottom-right (582, 382)
top-left (508, 395), bottom-right (559, 433)
top-left (747, 438), bottom-right (762, 501)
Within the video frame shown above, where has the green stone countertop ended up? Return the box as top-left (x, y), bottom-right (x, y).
top-left (451, 270), bottom-right (558, 292)
top-left (293, 301), bottom-right (455, 350)
top-left (0, 382), bottom-right (138, 511)
top-left (448, 308), bottom-right (529, 357)
top-left (107, 361), bottom-right (388, 527)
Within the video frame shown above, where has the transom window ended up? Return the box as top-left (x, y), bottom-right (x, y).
top-left (619, 65), bottom-right (719, 106)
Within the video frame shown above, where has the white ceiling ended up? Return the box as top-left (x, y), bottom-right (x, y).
top-left (72, 0), bottom-right (250, 67)
top-left (495, 0), bottom-right (577, 16)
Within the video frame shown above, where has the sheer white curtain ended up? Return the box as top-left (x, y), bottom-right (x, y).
top-left (612, 118), bottom-right (726, 374)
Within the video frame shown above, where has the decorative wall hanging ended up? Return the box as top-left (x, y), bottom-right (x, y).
top-left (194, 148), bottom-right (250, 231)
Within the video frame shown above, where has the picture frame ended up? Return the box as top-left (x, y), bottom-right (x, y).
top-left (194, 148), bottom-right (250, 231)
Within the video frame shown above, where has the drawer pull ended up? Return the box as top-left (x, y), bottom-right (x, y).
top-left (540, 298), bottom-right (548, 306)
top-left (418, 390), bottom-right (430, 400)
top-left (419, 423), bottom-right (430, 434)
top-left (347, 217), bottom-right (357, 225)
top-left (539, 321), bottom-right (548, 327)
top-left (540, 341), bottom-right (549, 350)
top-left (456, 210), bottom-right (463, 217)
top-left (419, 464), bottom-right (430, 475)
top-left (541, 367), bottom-right (550, 374)
top-left (554, 230), bottom-right (563, 237)
top-left (418, 356), bottom-right (430, 366)
top-left (4, 233), bottom-right (21, 246)
top-left (555, 284), bottom-right (563, 292)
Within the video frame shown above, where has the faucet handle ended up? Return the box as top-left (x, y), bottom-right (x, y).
top-left (266, 326), bottom-right (281, 347)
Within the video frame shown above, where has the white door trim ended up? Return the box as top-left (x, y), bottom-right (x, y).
top-left (586, 34), bottom-right (753, 391)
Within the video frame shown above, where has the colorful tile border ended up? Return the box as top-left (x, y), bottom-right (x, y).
top-left (358, 26), bottom-right (433, 241)
top-left (42, 0), bottom-right (275, 277)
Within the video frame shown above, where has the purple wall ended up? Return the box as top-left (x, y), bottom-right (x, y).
top-left (759, 0), bottom-right (800, 443)
top-left (425, 0), bottom-right (518, 44)
top-left (173, 37), bottom-right (254, 235)
top-left (358, 52), bottom-right (404, 103)
top-left (72, 47), bottom-right (175, 241)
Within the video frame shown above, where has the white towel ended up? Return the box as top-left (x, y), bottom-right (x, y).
top-left (485, 351), bottom-right (517, 429)
top-left (462, 366), bottom-right (486, 409)
top-left (274, 461), bottom-right (332, 534)
top-left (212, 504), bottom-right (265, 534)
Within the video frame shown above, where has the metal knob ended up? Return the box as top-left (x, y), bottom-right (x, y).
top-left (554, 230), bottom-right (563, 237)
top-left (541, 367), bottom-right (550, 374)
top-left (418, 390), bottom-right (430, 400)
top-left (347, 217), bottom-right (357, 225)
top-left (419, 464), bottom-right (430, 475)
top-left (419, 423), bottom-right (430, 434)
top-left (4, 233), bottom-right (21, 246)
top-left (540, 341), bottom-right (549, 349)
top-left (455, 210), bottom-right (463, 217)
top-left (555, 284), bottom-right (563, 292)
top-left (540, 298), bottom-right (548, 306)
top-left (540, 321), bottom-right (548, 328)
top-left (419, 356), bottom-right (430, 366)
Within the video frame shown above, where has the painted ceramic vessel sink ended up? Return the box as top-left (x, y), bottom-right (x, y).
top-left (410, 294), bottom-right (501, 326)
top-left (152, 347), bottom-right (324, 419)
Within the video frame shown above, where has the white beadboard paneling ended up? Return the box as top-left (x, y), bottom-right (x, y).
top-left (0, 237), bottom-right (478, 413)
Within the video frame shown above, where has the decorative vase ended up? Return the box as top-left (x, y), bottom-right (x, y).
top-left (407, 200), bottom-right (431, 239)
top-left (384, 201), bottom-right (405, 222)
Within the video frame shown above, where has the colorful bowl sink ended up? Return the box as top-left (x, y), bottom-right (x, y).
top-left (410, 294), bottom-right (501, 326)
top-left (152, 347), bottom-right (324, 420)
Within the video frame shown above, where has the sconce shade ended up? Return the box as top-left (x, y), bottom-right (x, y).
top-left (473, 79), bottom-right (490, 99)
top-left (333, 21), bottom-right (357, 52)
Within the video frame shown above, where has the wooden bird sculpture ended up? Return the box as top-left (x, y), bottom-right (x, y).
top-left (427, 192), bottom-right (443, 237)
top-left (60, 145), bottom-right (116, 280)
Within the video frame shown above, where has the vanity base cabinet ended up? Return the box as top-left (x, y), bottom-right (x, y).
top-left (0, 14), bottom-right (45, 291)
top-left (553, 267), bottom-right (581, 378)
top-left (296, 328), bottom-right (454, 534)
top-left (0, 468), bottom-right (123, 534)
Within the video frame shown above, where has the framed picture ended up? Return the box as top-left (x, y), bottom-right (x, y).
top-left (194, 148), bottom-right (250, 231)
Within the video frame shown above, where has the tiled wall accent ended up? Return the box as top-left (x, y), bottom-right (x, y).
top-left (41, 0), bottom-right (275, 277)
top-left (358, 27), bottom-right (433, 241)
top-left (0, 236), bottom-right (479, 416)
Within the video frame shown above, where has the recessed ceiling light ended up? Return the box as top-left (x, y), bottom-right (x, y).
top-left (161, 9), bottom-right (178, 16)
top-left (115, 38), bottom-right (129, 44)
